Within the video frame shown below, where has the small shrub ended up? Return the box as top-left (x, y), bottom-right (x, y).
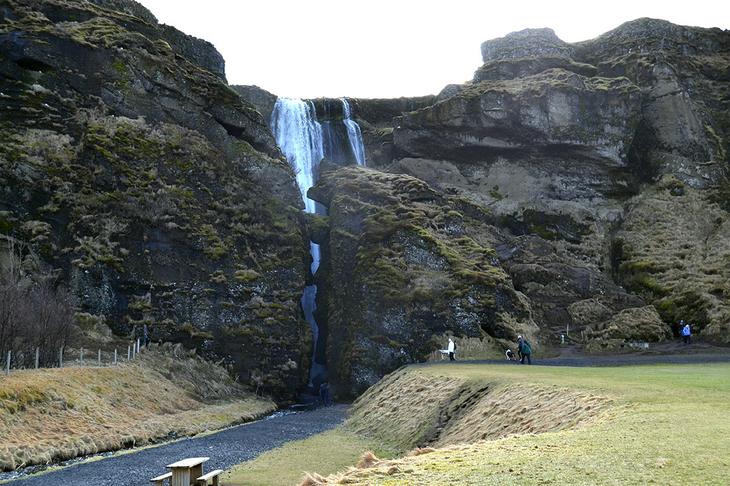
top-left (0, 240), bottom-right (75, 367)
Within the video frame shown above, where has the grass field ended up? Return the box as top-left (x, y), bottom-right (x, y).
top-left (225, 362), bottom-right (730, 485)
top-left (223, 429), bottom-right (399, 486)
top-left (0, 344), bottom-right (275, 472)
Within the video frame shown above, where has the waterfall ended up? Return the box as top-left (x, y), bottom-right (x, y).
top-left (270, 97), bottom-right (368, 388)
top-left (342, 98), bottom-right (367, 166)
top-left (270, 98), bottom-right (325, 384)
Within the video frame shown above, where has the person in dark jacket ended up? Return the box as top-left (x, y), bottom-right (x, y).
top-left (517, 335), bottom-right (524, 361)
top-left (319, 382), bottom-right (331, 407)
top-left (520, 338), bottom-right (532, 365)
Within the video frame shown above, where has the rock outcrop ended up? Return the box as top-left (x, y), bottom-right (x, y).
top-left (334, 17), bottom-right (729, 371)
top-left (574, 18), bottom-right (729, 188)
top-left (611, 176), bottom-right (730, 342)
top-left (0, 0), bottom-right (309, 399)
top-left (231, 85), bottom-right (277, 126)
top-left (310, 166), bottom-right (538, 397)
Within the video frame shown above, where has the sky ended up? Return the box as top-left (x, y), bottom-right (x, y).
top-left (137, 0), bottom-right (729, 99)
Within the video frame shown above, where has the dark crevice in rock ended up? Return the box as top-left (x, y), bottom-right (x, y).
top-left (215, 117), bottom-right (246, 139)
top-left (627, 113), bottom-right (663, 183)
top-left (14, 57), bottom-right (54, 72)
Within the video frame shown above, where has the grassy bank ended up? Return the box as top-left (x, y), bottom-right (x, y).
top-left (0, 344), bottom-right (275, 471)
top-left (223, 429), bottom-right (398, 486)
top-left (226, 362), bottom-right (730, 485)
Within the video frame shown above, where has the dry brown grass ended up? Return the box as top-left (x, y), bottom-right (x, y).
top-left (345, 366), bottom-right (610, 451)
top-left (0, 344), bottom-right (274, 471)
top-left (354, 451), bottom-right (379, 469)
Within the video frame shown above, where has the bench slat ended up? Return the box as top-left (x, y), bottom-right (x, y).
top-left (150, 471), bottom-right (173, 482)
top-left (167, 457), bottom-right (209, 468)
top-left (197, 469), bottom-right (223, 481)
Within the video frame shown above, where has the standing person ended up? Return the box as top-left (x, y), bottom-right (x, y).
top-left (143, 324), bottom-right (149, 348)
top-left (319, 382), bottom-right (331, 407)
top-left (517, 335), bottom-right (524, 361)
top-left (682, 321), bottom-right (692, 345)
top-left (520, 339), bottom-right (532, 365)
top-left (447, 338), bottom-right (456, 361)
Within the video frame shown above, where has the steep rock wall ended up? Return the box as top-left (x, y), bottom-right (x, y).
top-left (0, 0), bottom-right (310, 399)
top-left (316, 19), bottom-right (730, 380)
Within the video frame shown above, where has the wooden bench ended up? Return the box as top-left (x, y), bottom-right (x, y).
top-left (167, 457), bottom-right (209, 486)
top-left (196, 469), bottom-right (223, 486)
top-left (150, 472), bottom-right (172, 485)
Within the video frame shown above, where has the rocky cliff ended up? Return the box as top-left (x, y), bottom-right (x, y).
top-left (310, 166), bottom-right (539, 396)
top-left (306, 18), bottom-right (729, 395)
top-left (0, 0), bottom-right (310, 400)
top-left (2, 3), bottom-right (728, 402)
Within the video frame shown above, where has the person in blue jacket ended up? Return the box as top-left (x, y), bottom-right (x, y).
top-left (681, 321), bottom-right (692, 345)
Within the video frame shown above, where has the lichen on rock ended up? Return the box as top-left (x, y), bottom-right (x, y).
top-left (310, 166), bottom-right (538, 397)
top-left (0, 0), bottom-right (309, 400)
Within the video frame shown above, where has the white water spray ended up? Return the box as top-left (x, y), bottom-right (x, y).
top-left (270, 98), bottom-right (325, 384)
top-left (342, 98), bottom-right (367, 166)
top-left (270, 97), bottom-right (369, 386)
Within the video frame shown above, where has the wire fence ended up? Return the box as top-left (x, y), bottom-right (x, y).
top-left (2, 339), bottom-right (147, 375)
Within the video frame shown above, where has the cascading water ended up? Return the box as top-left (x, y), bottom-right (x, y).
top-left (270, 96), bottom-right (367, 387)
top-left (342, 98), bottom-right (367, 166)
top-left (270, 98), bottom-right (325, 385)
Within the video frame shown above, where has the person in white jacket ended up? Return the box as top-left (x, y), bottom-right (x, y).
top-left (447, 338), bottom-right (456, 361)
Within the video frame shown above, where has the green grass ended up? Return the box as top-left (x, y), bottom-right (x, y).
top-left (281, 363), bottom-right (730, 485)
top-left (222, 429), bottom-right (399, 486)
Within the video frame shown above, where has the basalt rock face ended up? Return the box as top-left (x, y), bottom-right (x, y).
top-left (231, 85), bottom-right (277, 127)
top-left (610, 176), bottom-right (730, 343)
top-left (574, 18), bottom-right (730, 188)
top-left (344, 19), bottom-right (729, 359)
top-left (348, 96), bottom-right (437, 167)
top-left (0, 0), bottom-right (310, 399)
top-left (309, 166), bottom-right (539, 397)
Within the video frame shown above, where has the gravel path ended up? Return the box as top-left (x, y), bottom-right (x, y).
top-left (2, 405), bottom-right (347, 486)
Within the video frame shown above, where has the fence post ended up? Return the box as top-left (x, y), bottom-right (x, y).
top-left (97, 349), bottom-right (101, 366)
top-left (80, 347), bottom-right (84, 365)
top-left (131, 344), bottom-right (135, 360)
top-left (127, 345), bottom-right (131, 361)
top-left (5, 351), bottom-right (10, 375)
top-left (35, 347), bottom-right (40, 369)
top-left (59, 347), bottom-right (64, 368)
top-left (136, 339), bottom-right (140, 354)
top-left (114, 349), bottom-right (117, 365)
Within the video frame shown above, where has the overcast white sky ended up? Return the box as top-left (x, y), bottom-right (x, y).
top-left (138, 0), bottom-right (729, 99)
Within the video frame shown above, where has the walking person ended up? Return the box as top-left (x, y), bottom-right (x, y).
top-left (520, 338), bottom-right (532, 365)
top-left (681, 321), bottom-right (692, 345)
top-left (447, 338), bottom-right (456, 361)
top-left (517, 335), bottom-right (524, 361)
